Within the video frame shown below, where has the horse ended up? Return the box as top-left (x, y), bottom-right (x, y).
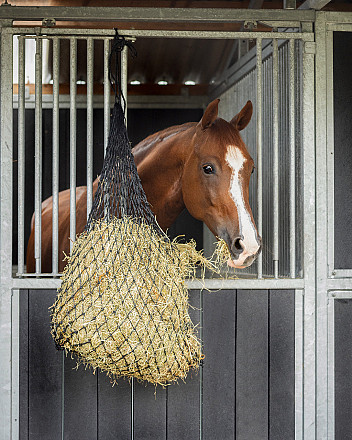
top-left (26, 98), bottom-right (261, 273)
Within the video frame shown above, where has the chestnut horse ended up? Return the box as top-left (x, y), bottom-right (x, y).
top-left (26, 99), bottom-right (261, 273)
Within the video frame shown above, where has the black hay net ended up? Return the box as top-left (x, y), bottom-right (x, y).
top-left (51, 32), bottom-right (203, 386)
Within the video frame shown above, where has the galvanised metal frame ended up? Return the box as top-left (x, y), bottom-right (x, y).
top-left (315, 12), bottom-right (352, 440)
top-left (0, 10), bottom-right (317, 439)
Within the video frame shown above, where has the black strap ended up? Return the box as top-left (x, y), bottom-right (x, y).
top-left (108, 29), bottom-right (137, 113)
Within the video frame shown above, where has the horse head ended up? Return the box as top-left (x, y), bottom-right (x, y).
top-left (181, 99), bottom-right (261, 268)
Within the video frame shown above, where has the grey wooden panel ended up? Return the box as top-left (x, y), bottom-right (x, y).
top-left (335, 299), bottom-right (352, 439)
top-left (97, 373), bottom-right (132, 440)
top-left (333, 32), bottom-right (352, 269)
top-left (63, 356), bottom-right (98, 440)
top-left (269, 290), bottom-right (295, 440)
top-left (203, 289), bottom-right (236, 440)
top-left (167, 290), bottom-right (201, 439)
top-left (133, 382), bottom-right (166, 440)
top-left (19, 290), bottom-right (29, 440)
top-left (28, 290), bottom-right (62, 440)
top-left (236, 290), bottom-right (269, 440)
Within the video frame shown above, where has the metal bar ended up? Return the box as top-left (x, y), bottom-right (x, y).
top-left (302, 38), bottom-right (316, 439)
top-left (11, 290), bottom-right (20, 438)
top-left (52, 38), bottom-right (60, 275)
top-left (34, 37), bottom-right (43, 274)
top-left (295, 289), bottom-right (304, 440)
top-left (10, 277), bottom-right (305, 290)
top-left (299, 0), bottom-right (331, 10)
top-left (326, 31), bottom-right (335, 278)
top-left (15, 28), bottom-right (314, 41)
top-left (70, 38), bottom-right (77, 252)
top-left (315, 14), bottom-right (329, 439)
top-left (0, 24), bottom-right (14, 440)
top-left (256, 39), bottom-right (263, 279)
top-left (119, 42), bottom-right (134, 440)
top-left (272, 39), bottom-right (279, 279)
top-left (87, 37), bottom-right (94, 219)
top-left (104, 38), bottom-right (110, 155)
top-left (289, 39), bottom-right (296, 278)
top-left (0, 7), bottom-right (316, 22)
top-left (12, 94), bottom-right (207, 111)
top-left (327, 294), bottom-right (335, 440)
top-left (122, 45), bottom-right (128, 116)
top-left (17, 37), bottom-right (25, 276)
top-left (326, 278), bottom-right (352, 291)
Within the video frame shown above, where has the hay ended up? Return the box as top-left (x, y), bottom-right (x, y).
top-left (52, 217), bottom-right (219, 386)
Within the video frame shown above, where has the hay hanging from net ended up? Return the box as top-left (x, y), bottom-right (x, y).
top-left (52, 216), bottom-right (221, 385)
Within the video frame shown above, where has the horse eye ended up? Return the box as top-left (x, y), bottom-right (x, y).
top-left (203, 164), bottom-right (215, 175)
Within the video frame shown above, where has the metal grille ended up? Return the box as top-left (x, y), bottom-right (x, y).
top-left (0, 17), bottom-right (318, 440)
top-left (216, 39), bottom-right (303, 280)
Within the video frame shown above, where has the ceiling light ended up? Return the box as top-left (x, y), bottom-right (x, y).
top-left (158, 80), bottom-right (168, 86)
top-left (130, 80), bottom-right (141, 85)
top-left (76, 79), bottom-right (86, 85)
top-left (185, 80), bottom-right (196, 86)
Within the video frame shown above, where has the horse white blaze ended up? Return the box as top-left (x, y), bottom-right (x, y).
top-left (226, 145), bottom-right (260, 267)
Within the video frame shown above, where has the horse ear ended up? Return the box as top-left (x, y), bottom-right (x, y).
top-left (199, 98), bottom-right (220, 130)
top-left (230, 101), bottom-right (253, 131)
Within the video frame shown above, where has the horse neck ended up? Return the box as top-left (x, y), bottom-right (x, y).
top-left (132, 123), bottom-right (196, 230)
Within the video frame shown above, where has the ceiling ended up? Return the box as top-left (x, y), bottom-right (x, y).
top-left (11, 0), bottom-right (352, 98)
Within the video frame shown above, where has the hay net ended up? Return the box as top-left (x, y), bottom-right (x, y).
top-left (51, 33), bottom-right (203, 386)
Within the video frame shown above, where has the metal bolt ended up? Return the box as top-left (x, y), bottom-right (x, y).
top-left (42, 18), bottom-right (56, 27)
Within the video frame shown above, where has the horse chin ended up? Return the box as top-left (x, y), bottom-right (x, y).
top-left (227, 258), bottom-right (247, 269)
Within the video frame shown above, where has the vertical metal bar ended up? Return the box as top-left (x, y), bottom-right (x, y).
top-left (70, 38), bottom-right (77, 252)
top-left (34, 37), bottom-right (43, 274)
top-left (87, 38), bottom-right (94, 219)
top-left (17, 37), bottom-right (25, 276)
top-left (295, 289), bottom-right (304, 440)
top-left (122, 45), bottom-right (128, 114)
top-left (0, 24), bottom-right (14, 440)
top-left (104, 38), bottom-right (110, 155)
top-left (327, 294), bottom-right (335, 440)
top-left (302, 37), bottom-right (316, 440)
top-left (199, 289), bottom-right (203, 440)
top-left (11, 289), bottom-right (20, 438)
top-left (119, 42), bottom-right (134, 440)
top-left (325, 29), bottom-right (335, 440)
top-left (315, 15), bottom-right (329, 440)
top-left (52, 38), bottom-right (60, 275)
top-left (289, 40), bottom-right (296, 278)
top-left (272, 39), bottom-right (279, 279)
top-left (256, 38), bottom-right (263, 279)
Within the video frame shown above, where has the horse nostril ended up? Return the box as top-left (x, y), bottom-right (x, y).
top-left (233, 238), bottom-right (243, 254)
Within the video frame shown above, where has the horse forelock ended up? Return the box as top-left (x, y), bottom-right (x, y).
top-left (196, 117), bottom-right (247, 160)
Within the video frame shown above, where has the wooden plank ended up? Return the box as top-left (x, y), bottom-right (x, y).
top-left (19, 290), bottom-right (29, 440)
top-left (335, 299), bottom-right (352, 439)
top-left (269, 290), bottom-right (295, 440)
top-left (167, 290), bottom-right (201, 439)
top-left (236, 290), bottom-right (268, 440)
top-left (133, 382), bottom-right (166, 439)
top-left (28, 290), bottom-right (62, 440)
top-left (63, 355), bottom-right (98, 439)
top-left (97, 373), bottom-right (132, 440)
top-left (202, 289), bottom-right (236, 439)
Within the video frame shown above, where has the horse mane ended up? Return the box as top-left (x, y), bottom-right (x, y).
top-left (132, 122), bottom-right (196, 159)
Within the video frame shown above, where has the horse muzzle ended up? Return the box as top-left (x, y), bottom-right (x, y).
top-left (226, 236), bottom-right (262, 269)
